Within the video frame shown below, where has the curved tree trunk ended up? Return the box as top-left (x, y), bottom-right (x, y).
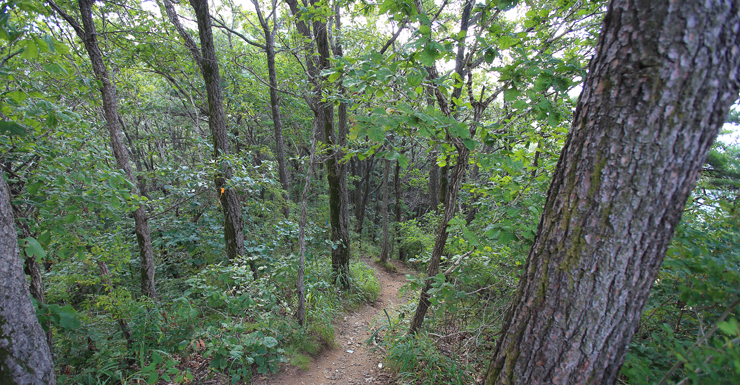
top-left (407, 0), bottom-right (476, 334)
top-left (49, 0), bottom-right (156, 298)
top-left (188, 0), bottom-right (249, 273)
top-left (408, 144), bottom-right (469, 333)
top-left (485, 1), bottom-right (740, 383)
top-left (0, 176), bottom-right (56, 385)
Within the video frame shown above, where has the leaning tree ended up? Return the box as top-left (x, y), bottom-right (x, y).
top-left (486, 0), bottom-right (740, 383)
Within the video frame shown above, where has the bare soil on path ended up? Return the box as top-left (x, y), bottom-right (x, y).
top-left (252, 258), bottom-right (413, 385)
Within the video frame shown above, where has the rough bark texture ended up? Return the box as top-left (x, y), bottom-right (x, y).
top-left (486, 1), bottom-right (740, 384)
top-left (49, 0), bottom-right (157, 298)
top-left (11, 207), bottom-right (52, 351)
top-left (0, 177), bottom-right (56, 385)
top-left (286, 0), bottom-right (350, 286)
top-left (380, 159), bottom-right (391, 262)
top-left (189, 0), bottom-right (248, 269)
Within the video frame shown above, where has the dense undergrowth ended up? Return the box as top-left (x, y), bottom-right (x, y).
top-left (39, 222), bottom-right (381, 385)
top-left (380, 148), bottom-right (740, 384)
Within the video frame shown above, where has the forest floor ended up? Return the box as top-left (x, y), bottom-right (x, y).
top-left (251, 257), bottom-right (413, 385)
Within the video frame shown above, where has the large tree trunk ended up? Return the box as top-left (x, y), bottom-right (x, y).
top-left (315, 0), bottom-right (351, 287)
top-left (380, 159), bottom-right (391, 262)
top-left (10, 201), bottom-right (53, 351)
top-left (188, 0), bottom-right (249, 272)
top-left (50, 0), bottom-right (156, 298)
top-left (485, 1), bottom-right (740, 383)
top-left (0, 176), bottom-right (56, 385)
top-left (286, 0), bottom-right (350, 287)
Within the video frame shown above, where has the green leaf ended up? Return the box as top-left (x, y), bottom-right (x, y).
top-left (38, 231), bottom-right (51, 246)
top-left (398, 153), bottom-right (409, 168)
top-left (534, 75), bottom-right (553, 92)
top-left (327, 71), bottom-right (341, 82)
top-left (504, 88), bottom-right (521, 101)
top-left (484, 48), bottom-right (497, 64)
top-left (7, 90), bottom-right (27, 103)
top-left (548, 111), bottom-right (562, 127)
top-left (57, 306), bottom-right (81, 330)
top-left (21, 39), bottom-right (38, 59)
top-left (42, 35), bottom-right (56, 53)
top-left (498, 231), bottom-right (515, 244)
top-left (497, 0), bottom-right (519, 11)
top-left (512, 100), bottom-right (528, 110)
top-left (0, 120), bottom-right (26, 136)
top-left (43, 62), bottom-right (67, 75)
top-left (23, 237), bottom-right (46, 259)
top-left (65, 213), bottom-right (77, 224)
top-left (45, 113), bottom-right (58, 128)
top-left (407, 72), bottom-right (423, 86)
top-left (418, 47), bottom-right (438, 67)
top-left (718, 319), bottom-right (740, 336)
top-left (263, 336), bottom-right (278, 348)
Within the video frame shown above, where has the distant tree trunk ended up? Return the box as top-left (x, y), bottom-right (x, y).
top-left (380, 159), bottom-right (391, 262)
top-left (394, 160), bottom-right (402, 259)
top-left (50, 0), bottom-right (156, 298)
top-left (530, 140), bottom-right (542, 178)
top-left (354, 157), bottom-right (375, 236)
top-left (253, 0), bottom-right (289, 214)
top-left (188, 0), bottom-right (250, 273)
top-left (0, 176), bottom-right (56, 385)
top-left (485, 1), bottom-right (740, 383)
top-left (428, 150), bottom-right (439, 212)
top-left (438, 162), bottom-right (448, 208)
top-left (296, 120), bottom-right (319, 326)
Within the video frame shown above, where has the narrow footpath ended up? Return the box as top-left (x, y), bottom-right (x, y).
top-left (253, 258), bottom-right (412, 385)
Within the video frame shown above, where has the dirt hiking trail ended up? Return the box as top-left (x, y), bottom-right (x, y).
top-left (253, 258), bottom-right (413, 385)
